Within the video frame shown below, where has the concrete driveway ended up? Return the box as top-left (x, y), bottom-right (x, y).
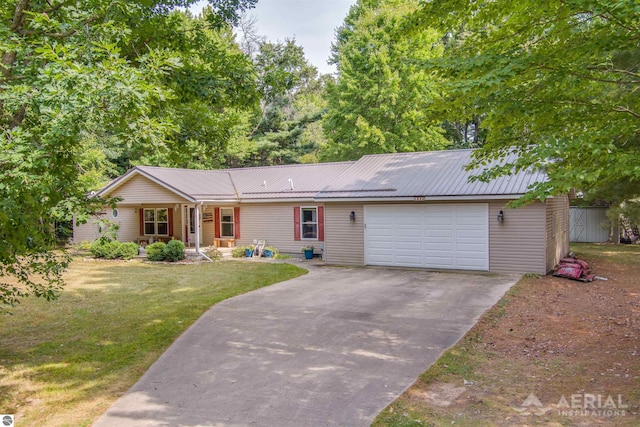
top-left (94, 265), bottom-right (518, 427)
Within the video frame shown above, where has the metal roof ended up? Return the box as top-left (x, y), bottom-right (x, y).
top-left (228, 162), bottom-right (354, 199)
top-left (316, 149), bottom-right (546, 199)
top-left (100, 150), bottom-right (546, 203)
top-left (135, 166), bottom-right (236, 201)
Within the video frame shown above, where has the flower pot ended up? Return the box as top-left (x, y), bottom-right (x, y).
top-left (304, 249), bottom-right (313, 260)
top-left (264, 249), bottom-right (274, 258)
top-left (245, 248), bottom-right (253, 257)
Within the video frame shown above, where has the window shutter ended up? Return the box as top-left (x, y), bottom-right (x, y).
top-left (317, 206), bottom-right (324, 241)
top-left (214, 207), bottom-right (221, 238)
top-left (293, 206), bottom-right (301, 241)
top-left (139, 208), bottom-right (144, 235)
top-left (168, 208), bottom-right (174, 237)
top-left (234, 207), bottom-right (241, 239)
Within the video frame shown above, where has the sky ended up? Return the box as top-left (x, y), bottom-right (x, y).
top-left (190, 0), bottom-right (356, 74)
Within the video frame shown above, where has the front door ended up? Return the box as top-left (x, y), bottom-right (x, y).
top-left (185, 206), bottom-right (198, 246)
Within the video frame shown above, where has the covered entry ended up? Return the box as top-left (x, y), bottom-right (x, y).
top-left (364, 204), bottom-right (489, 270)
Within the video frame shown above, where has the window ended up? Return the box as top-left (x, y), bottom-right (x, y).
top-left (301, 207), bottom-right (318, 239)
top-left (220, 208), bottom-right (234, 238)
top-left (144, 208), bottom-right (169, 236)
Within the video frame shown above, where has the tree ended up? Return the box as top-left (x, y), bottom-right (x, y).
top-left (321, 0), bottom-right (450, 161)
top-left (0, 0), bottom-right (256, 310)
top-left (121, 9), bottom-right (259, 170)
top-left (227, 38), bottom-right (328, 166)
top-left (412, 0), bottom-right (640, 205)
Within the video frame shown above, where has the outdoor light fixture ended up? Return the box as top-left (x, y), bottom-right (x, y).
top-left (497, 210), bottom-right (504, 223)
top-left (349, 211), bottom-right (356, 221)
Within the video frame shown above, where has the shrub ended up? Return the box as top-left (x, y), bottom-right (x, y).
top-left (90, 240), bottom-right (139, 260)
top-left (146, 242), bottom-right (166, 261)
top-left (164, 240), bottom-right (186, 262)
top-left (203, 247), bottom-right (222, 261)
top-left (90, 239), bottom-right (111, 258)
top-left (118, 242), bottom-right (139, 260)
top-left (232, 245), bottom-right (251, 258)
top-left (103, 241), bottom-right (123, 259)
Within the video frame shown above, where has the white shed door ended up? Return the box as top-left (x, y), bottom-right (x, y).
top-left (364, 204), bottom-right (488, 271)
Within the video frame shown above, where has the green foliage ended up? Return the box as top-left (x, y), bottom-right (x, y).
top-left (0, 0), bottom-right (256, 309)
top-left (321, 0), bottom-right (450, 161)
top-left (263, 246), bottom-right (279, 258)
top-left (146, 242), bottom-right (167, 262)
top-left (203, 247), bottom-right (223, 261)
top-left (119, 243), bottom-right (140, 260)
top-left (90, 240), bottom-right (112, 259)
top-left (227, 39), bottom-right (329, 166)
top-left (232, 245), bottom-right (252, 258)
top-left (412, 0), bottom-right (640, 205)
top-left (163, 240), bottom-right (186, 262)
top-left (90, 240), bottom-right (139, 260)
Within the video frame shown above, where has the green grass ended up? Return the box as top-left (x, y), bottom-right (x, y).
top-left (570, 242), bottom-right (640, 265)
top-left (0, 258), bottom-right (306, 426)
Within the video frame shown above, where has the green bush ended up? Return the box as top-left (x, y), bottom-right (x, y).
top-left (232, 245), bottom-right (252, 258)
top-left (89, 238), bottom-right (121, 259)
top-left (90, 239), bottom-right (111, 258)
top-left (118, 242), bottom-right (139, 260)
top-left (103, 241), bottom-right (123, 259)
top-left (164, 240), bottom-right (185, 262)
top-left (90, 240), bottom-right (139, 260)
top-left (146, 242), bottom-right (166, 261)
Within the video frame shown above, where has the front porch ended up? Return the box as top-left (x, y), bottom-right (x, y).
top-left (135, 204), bottom-right (240, 255)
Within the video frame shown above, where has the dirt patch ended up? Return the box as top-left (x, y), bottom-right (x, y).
top-left (375, 244), bottom-right (640, 426)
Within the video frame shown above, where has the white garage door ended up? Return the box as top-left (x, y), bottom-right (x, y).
top-left (364, 204), bottom-right (488, 271)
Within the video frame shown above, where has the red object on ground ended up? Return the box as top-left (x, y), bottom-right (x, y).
top-left (553, 255), bottom-right (595, 282)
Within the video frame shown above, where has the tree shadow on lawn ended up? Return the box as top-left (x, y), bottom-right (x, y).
top-left (0, 259), bottom-right (306, 426)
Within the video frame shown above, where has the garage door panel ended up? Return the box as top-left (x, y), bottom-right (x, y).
top-left (456, 229), bottom-right (485, 238)
top-left (365, 204), bottom-right (488, 271)
top-left (424, 258), bottom-right (455, 268)
top-left (456, 243), bottom-right (486, 253)
top-left (426, 229), bottom-right (454, 238)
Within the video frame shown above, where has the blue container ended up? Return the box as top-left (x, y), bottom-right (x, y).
top-left (245, 248), bottom-right (253, 257)
top-left (264, 249), bottom-right (274, 258)
top-left (304, 249), bottom-right (313, 260)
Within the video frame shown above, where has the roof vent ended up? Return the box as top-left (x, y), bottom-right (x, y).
top-left (288, 178), bottom-right (294, 191)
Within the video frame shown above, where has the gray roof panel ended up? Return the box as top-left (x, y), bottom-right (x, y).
top-left (316, 149), bottom-right (546, 198)
top-left (102, 150), bottom-right (545, 202)
top-left (228, 162), bottom-right (354, 199)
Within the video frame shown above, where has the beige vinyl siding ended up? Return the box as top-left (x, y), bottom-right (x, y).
top-left (73, 217), bottom-right (103, 243)
top-left (72, 207), bottom-right (139, 243)
top-left (489, 200), bottom-right (547, 274)
top-left (235, 203), bottom-right (324, 254)
top-left (324, 203), bottom-right (365, 265)
top-left (201, 205), bottom-right (216, 247)
top-left (109, 174), bottom-right (189, 204)
top-left (545, 195), bottom-right (570, 273)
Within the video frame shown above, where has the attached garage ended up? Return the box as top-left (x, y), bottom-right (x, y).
top-left (364, 204), bottom-right (488, 270)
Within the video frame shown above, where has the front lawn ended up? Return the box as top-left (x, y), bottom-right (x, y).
top-left (0, 259), bottom-right (306, 426)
